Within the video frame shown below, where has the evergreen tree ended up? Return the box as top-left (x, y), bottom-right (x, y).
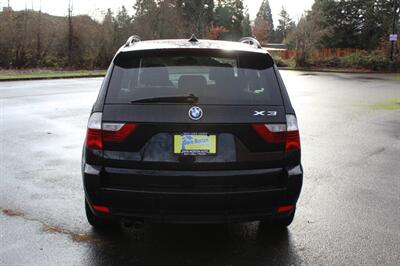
top-left (255, 0), bottom-right (274, 42)
top-left (97, 9), bottom-right (115, 66)
top-left (134, 0), bottom-right (157, 17)
top-left (114, 6), bottom-right (133, 44)
top-left (306, 0), bottom-right (397, 50)
top-left (358, 0), bottom-right (395, 50)
top-left (275, 6), bottom-right (295, 43)
top-left (214, 0), bottom-right (245, 40)
top-left (176, 0), bottom-right (215, 37)
top-left (156, 0), bottom-right (184, 38)
top-left (132, 0), bottom-right (158, 39)
top-left (241, 7), bottom-right (252, 37)
top-left (256, 0), bottom-right (274, 30)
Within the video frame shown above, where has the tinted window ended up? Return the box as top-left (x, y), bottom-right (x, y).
top-left (107, 50), bottom-right (282, 105)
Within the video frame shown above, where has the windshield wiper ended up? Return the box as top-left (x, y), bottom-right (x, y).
top-left (130, 94), bottom-right (198, 104)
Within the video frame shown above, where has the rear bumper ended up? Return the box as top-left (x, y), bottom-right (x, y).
top-left (83, 164), bottom-right (303, 223)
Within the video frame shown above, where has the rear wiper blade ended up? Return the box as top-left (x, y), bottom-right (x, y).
top-left (130, 94), bottom-right (198, 104)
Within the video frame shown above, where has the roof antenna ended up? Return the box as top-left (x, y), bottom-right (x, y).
top-left (189, 34), bottom-right (198, 43)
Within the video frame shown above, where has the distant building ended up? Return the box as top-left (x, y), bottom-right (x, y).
top-left (3, 6), bottom-right (13, 12)
top-left (263, 43), bottom-right (288, 51)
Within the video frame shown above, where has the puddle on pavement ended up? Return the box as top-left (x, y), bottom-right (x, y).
top-left (300, 73), bottom-right (318, 76)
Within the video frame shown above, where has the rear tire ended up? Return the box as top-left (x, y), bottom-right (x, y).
top-left (85, 200), bottom-right (119, 231)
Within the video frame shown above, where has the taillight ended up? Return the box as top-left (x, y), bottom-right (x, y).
top-left (86, 112), bottom-right (103, 149)
top-left (86, 112), bottom-right (138, 150)
top-left (285, 114), bottom-right (300, 151)
top-left (252, 114), bottom-right (300, 152)
top-left (102, 123), bottom-right (138, 143)
top-left (251, 124), bottom-right (286, 143)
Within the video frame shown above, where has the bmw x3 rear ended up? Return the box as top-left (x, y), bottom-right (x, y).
top-left (82, 36), bottom-right (303, 228)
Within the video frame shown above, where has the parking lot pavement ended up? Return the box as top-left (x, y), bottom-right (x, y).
top-left (1, 71), bottom-right (399, 265)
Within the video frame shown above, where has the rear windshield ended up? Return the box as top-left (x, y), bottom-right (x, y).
top-left (106, 50), bottom-right (282, 105)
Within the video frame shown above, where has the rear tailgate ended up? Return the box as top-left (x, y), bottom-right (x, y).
top-left (97, 49), bottom-right (292, 193)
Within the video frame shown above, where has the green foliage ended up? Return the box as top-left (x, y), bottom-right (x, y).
top-left (0, 0), bottom-right (398, 70)
top-left (312, 57), bottom-right (341, 68)
top-left (214, 0), bottom-right (245, 40)
top-left (254, 0), bottom-right (274, 42)
top-left (176, 0), bottom-right (214, 37)
top-left (308, 51), bottom-right (400, 71)
top-left (0, 70), bottom-right (106, 80)
top-left (307, 0), bottom-right (398, 50)
top-left (272, 55), bottom-right (289, 67)
top-left (256, 0), bottom-right (273, 30)
top-left (42, 56), bottom-right (64, 68)
top-left (287, 14), bottom-right (332, 67)
top-left (241, 9), bottom-right (252, 37)
top-left (275, 6), bottom-right (295, 43)
top-left (339, 51), bottom-right (396, 71)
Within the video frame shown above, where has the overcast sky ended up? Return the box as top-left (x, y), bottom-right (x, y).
top-left (2, 0), bottom-right (314, 26)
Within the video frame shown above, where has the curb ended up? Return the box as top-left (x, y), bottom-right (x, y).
top-left (278, 67), bottom-right (399, 74)
top-left (0, 74), bottom-right (105, 82)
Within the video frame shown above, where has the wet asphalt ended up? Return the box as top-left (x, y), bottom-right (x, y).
top-left (0, 71), bottom-right (399, 265)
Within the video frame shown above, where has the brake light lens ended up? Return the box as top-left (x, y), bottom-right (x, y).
top-left (252, 114), bottom-right (300, 151)
top-left (86, 112), bottom-right (103, 149)
top-left (285, 114), bottom-right (300, 151)
top-left (86, 112), bottom-right (138, 149)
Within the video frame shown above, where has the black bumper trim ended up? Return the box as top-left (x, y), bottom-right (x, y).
top-left (101, 187), bottom-right (285, 195)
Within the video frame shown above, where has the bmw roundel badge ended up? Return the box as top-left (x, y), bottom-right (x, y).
top-left (188, 106), bottom-right (203, 121)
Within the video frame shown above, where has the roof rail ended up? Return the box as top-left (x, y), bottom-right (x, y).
top-left (125, 35), bottom-right (141, 47)
top-left (239, 37), bottom-right (262, 49)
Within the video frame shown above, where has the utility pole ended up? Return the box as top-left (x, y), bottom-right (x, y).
top-left (391, 0), bottom-right (398, 60)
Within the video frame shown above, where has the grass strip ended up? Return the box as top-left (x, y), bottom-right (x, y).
top-left (0, 70), bottom-right (106, 81)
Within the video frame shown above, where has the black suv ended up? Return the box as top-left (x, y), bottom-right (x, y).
top-left (82, 36), bottom-right (302, 228)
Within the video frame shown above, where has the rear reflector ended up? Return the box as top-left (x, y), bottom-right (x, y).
top-left (252, 114), bottom-right (300, 151)
top-left (86, 112), bottom-right (139, 149)
top-left (277, 205), bottom-right (294, 213)
top-left (92, 205), bottom-right (110, 214)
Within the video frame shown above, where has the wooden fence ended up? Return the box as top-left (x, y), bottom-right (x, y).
top-left (272, 48), bottom-right (367, 60)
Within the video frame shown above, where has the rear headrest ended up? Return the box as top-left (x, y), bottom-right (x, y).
top-left (178, 75), bottom-right (207, 91)
top-left (140, 66), bottom-right (171, 86)
top-left (209, 64), bottom-right (235, 82)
